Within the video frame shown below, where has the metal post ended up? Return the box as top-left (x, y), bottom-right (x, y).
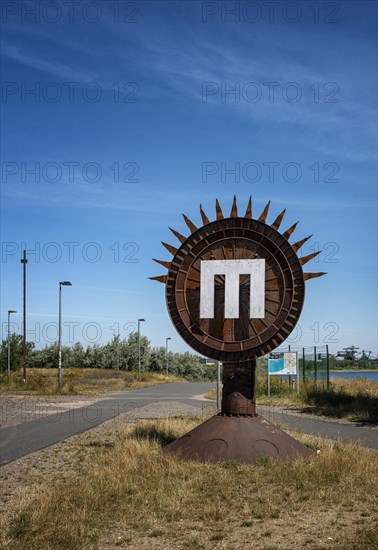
top-left (7, 310), bottom-right (17, 376)
top-left (138, 321), bottom-right (141, 381)
top-left (222, 360), bottom-right (257, 415)
top-left (326, 344), bottom-right (330, 390)
top-left (58, 283), bottom-right (63, 386)
top-left (7, 311), bottom-right (11, 377)
top-left (216, 361), bottom-right (221, 412)
top-left (58, 282), bottom-right (72, 387)
top-left (137, 318), bottom-right (145, 381)
top-left (117, 331), bottom-right (120, 370)
top-left (21, 250), bottom-right (28, 382)
top-left (302, 347), bottom-right (305, 383)
top-left (165, 337), bottom-right (171, 375)
top-left (314, 346), bottom-right (317, 382)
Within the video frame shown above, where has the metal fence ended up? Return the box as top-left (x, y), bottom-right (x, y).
top-left (276, 344), bottom-right (330, 389)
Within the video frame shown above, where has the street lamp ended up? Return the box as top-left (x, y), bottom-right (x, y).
top-left (165, 337), bottom-right (171, 375)
top-left (137, 318), bottom-right (145, 381)
top-left (58, 281), bottom-right (72, 386)
top-left (7, 310), bottom-right (17, 376)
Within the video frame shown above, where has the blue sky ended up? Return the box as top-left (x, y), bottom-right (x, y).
top-left (1, 0), bottom-right (377, 356)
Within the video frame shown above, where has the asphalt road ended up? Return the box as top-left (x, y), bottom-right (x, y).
top-left (0, 382), bottom-right (376, 466)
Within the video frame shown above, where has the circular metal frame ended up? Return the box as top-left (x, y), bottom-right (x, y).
top-left (166, 217), bottom-right (305, 363)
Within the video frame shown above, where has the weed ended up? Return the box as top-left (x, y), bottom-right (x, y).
top-left (255, 457), bottom-right (271, 467)
top-left (149, 529), bottom-right (164, 537)
top-left (221, 459), bottom-right (240, 469)
top-left (241, 520), bottom-right (253, 527)
top-left (210, 532), bottom-right (224, 541)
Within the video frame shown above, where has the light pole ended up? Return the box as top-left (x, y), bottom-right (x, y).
top-left (137, 318), bottom-right (145, 381)
top-left (7, 310), bottom-right (17, 376)
top-left (165, 337), bottom-right (171, 375)
top-left (21, 249), bottom-right (27, 382)
top-left (58, 281), bottom-right (72, 386)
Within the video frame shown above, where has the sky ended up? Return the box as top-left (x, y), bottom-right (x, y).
top-left (1, 0), bottom-right (377, 357)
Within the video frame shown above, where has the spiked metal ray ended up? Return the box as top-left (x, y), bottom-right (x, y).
top-left (300, 251), bottom-right (322, 266)
top-left (258, 201), bottom-right (270, 223)
top-left (169, 227), bottom-right (186, 244)
top-left (245, 196), bottom-right (252, 218)
top-left (162, 242), bottom-right (177, 255)
top-left (271, 209), bottom-right (286, 231)
top-left (182, 214), bottom-right (197, 233)
top-left (149, 275), bottom-right (167, 283)
top-left (292, 235), bottom-right (313, 252)
top-left (282, 221), bottom-right (299, 240)
top-left (215, 199), bottom-right (224, 220)
top-left (200, 204), bottom-right (210, 225)
top-left (151, 197), bottom-right (327, 284)
top-left (230, 195), bottom-right (238, 218)
top-left (304, 272), bottom-right (327, 281)
top-left (153, 258), bottom-right (171, 269)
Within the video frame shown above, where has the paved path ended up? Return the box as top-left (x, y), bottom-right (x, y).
top-left (1, 383), bottom-right (376, 466)
top-left (0, 383), bottom-right (214, 466)
top-left (257, 405), bottom-right (377, 450)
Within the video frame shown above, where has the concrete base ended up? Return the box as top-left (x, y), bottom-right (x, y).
top-left (164, 414), bottom-right (314, 464)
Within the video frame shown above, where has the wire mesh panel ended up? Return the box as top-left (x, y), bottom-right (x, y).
top-left (271, 345), bottom-right (330, 388)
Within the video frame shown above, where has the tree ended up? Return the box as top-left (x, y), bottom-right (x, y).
top-left (170, 352), bottom-right (209, 381)
top-left (29, 344), bottom-right (58, 369)
top-left (0, 334), bottom-right (35, 372)
top-left (148, 347), bottom-right (166, 373)
top-left (6, 333), bottom-right (218, 381)
top-left (0, 334), bottom-right (22, 372)
top-left (123, 332), bottom-right (150, 372)
top-left (64, 342), bottom-right (85, 369)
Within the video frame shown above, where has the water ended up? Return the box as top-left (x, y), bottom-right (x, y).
top-left (309, 371), bottom-right (378, 382)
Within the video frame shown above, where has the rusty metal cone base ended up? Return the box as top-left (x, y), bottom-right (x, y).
top-left (163, 415), bottom-right (314, 464)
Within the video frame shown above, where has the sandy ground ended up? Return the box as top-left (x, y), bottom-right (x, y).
top-left (0, 394), bottom-right (105, 429)
top-left (0, 400), bottom-right (204, 509)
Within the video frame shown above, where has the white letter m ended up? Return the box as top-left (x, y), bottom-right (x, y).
top-left (200, 259), bottom-right (265, 319)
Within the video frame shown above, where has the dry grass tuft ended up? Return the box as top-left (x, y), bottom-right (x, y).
top-left (1, 416), bottom-right (377, 550)
top-left (302, 378), bottom-right (378, 422)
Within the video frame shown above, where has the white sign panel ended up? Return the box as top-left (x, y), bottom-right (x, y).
top-left (268, 352), bottom-right (298, 376)
top-left (267, 352), bottom-right (299, 396)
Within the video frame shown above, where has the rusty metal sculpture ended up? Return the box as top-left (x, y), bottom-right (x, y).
top-left (151, 196), bottom-right (326, 463)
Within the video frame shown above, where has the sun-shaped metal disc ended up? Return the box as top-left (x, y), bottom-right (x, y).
top-left (151, 197), bottom-right (325, 363)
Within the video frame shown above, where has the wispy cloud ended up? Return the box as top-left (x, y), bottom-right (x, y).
top-left (2, 42), bottom-right (94, 81)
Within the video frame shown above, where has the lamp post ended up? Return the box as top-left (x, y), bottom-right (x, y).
top-left (137, 318), bottom-right (145, 381)
top-left (21, 249), bottom-right (27, 382)
top-left (165, 337), bottom-right (171, 375)
top-left (7, 310), bottom-right (17, 376)
top-left (58, 281), bottom-right (72, 386)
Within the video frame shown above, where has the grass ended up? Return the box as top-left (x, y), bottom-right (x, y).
top-left (0, 368), bottom-right (184, 396)
top-left (206, 376), bottom-right (378, 422)
top-left (1, 415), bottom-right (377, 550)
top-left (301, 378), bottom-right (378, 422)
